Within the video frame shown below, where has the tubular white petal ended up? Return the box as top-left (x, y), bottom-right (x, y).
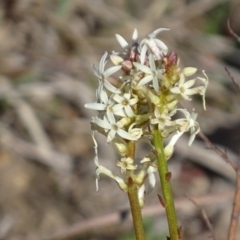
top-left (189, 125), bottom-right (198, 146)
top-left (129, 98), bottom-right (138, 105)
top-left (107, 129), bottom-right (116, 142)
top-left (107, 111), bottom-right (116, 124)
top-left (106, 65), bottom-right (122, 78)
top-left (152, 77), bottom-right (159, 92)
top-left (170, 87), bottom-right (180, 94)
top-left (164, 131), bottom-right (184, 160)
top-left (113, 94), bottom-right (124, 103)
top-left (168, 131), bottom-right (184, 148)
top-left (179, 74), bottom-right (185, 85)
top-left (149, 54), bottom-right (156, 70)
top-left (140, 44), bottom-right (148, 64)
top-left (125, 105), bottom-right (134, 117)
top-left (92, 131), bottom-right (98, 164)
top-left (98, 87), bottom-right (108, 104)
top-left (93, 117), bottom-right (111, 129)
top-left (138, 75), bottom-right (153, 86)
top-left (200, 70), bottom-right (209, 110)
top-left (132, 28), bottom-right (138, 42)
top-left (148, 166), bottom-right (156, 189)
top-left (84, 103), bottom-right (106, 110)
top-left (117, 129), bottom-right (139, 140)
top-left (124, 92), bottom-right (131, 100)
top-left (112, 103), bottom-right (124, 112)
top-left (104, 80), bottom-right (121, 94)
top-left (133, 62), bottom-right (152, 74)
top-left (185, 88), bottom-right (200, 96)
top-left (138, 185), bottom-right (145, 208)
top-left (113, 108), bottom-right (126, 117)
top-left (184, 79), bottom-right (196, 89)
top-left (104, 65), bottom-right (122, 78)
top-left (115, 177), bottom-right (128, 191)
top-left (146, 39), bottom-right (162, 59)
top-left (154, 39), bottom-right (168, 51)
top-left (115, 34), bottom-right (129, 48)
top-left (96, 160), bottom-right (127, 191)
top-left (92, 131), bottom-right (100, 191)
top-left (92, 64), bottom-right (100, 78)
top-left (99, 52), bottom-right (108, 73)
top-left (148, 28), bottom-right (169, 38)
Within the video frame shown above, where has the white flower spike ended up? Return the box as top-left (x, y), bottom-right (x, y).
top-left (85, 27), bottom-right (208, 206)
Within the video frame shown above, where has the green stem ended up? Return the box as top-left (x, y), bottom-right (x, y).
top-left (127, 141), bottom-right (145, 240)
top-left (153, 127), bottom-right (179, 240)
top-left (128, 178), bottom-right (145, 240)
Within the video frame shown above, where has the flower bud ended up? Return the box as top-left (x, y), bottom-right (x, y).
top-left (113, 139), bottom-right (128, 156)
top-left (128, 123), bottom-right (143, 139)
top-left (110, 55), bottom-right (124, 66)
top-left (135, 113), bottom-right (151, 125)
top-left (182, 67), bottom-right (197, 76)
top-left (140, 86), bottom-right (160, 105)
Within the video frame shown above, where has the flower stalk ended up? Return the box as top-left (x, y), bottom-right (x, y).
top-left (153, 127), bottom-right (179, 240)
top-left (126, 140), bottom-right (145, 240)
top-left (85, 27), bottom-right (208, 239)
top-left (128, 177), bottom-right (145, 240)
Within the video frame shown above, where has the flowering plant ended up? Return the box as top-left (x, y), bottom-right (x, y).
top-left (85, 28), bottom-right (208, 240)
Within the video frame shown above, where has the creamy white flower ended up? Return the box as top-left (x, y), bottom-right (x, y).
top-left (150, 107), bottom-right (175, 131)
top-left (128, 123), bottom-right (143, 139)
top-left (85, 87), bottom-right (117, 120)
top-left (115, 29), bottom-right (138, 52)
top-left (86, 27), bottom-right (209, 196)
top-left (92, 130), bottom-right (127, 191)
top-left (139, 28), bottom-right (169, 64)
top-left (175, 109), bottom-right (200, 145)
top-left (113, 29), bottom-right (139, 61)
top-left (135, 160), bottom-right (156, 195)
top-left (92, 115), bottom-right (140, 142)
top-left (93, 52), bottom-right (122, 98)
top-left (197, 70), bottom-right (209, 110)
top-left (112, 92), bottom-right (138, 117)
top-left (164, 131), bottom-right (184, 160)
top-left (95, 156), bottom-right (127, 191)
top-left (117, 157), bottom-right (137, 173)
top-left (170, 74), bottom-right (201, 100)
top-left (133, 54), bottom-right (164, 92)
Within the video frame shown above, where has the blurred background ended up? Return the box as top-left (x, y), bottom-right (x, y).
top-left (0, 0), bottom-right (240, 239)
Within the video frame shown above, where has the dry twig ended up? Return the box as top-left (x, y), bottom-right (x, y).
top-left (0, 123), bottom-right (72, 173)
top-left (199, 132), bottom-right (240, 240)
top-left (32, 191), bottom-right (234, 240)
top-left (186, 195), bottom-right (218, 240)
top-left (228, 169), bottom-right (240, 240)
top-left (223, 30), bottom-right (240, 238)
top-left (227, 19), bottom-right (240, 43)
top-left (199, 132), bottom-right (236, 170)
top-left (225, 67), bottom-right (240, 93)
